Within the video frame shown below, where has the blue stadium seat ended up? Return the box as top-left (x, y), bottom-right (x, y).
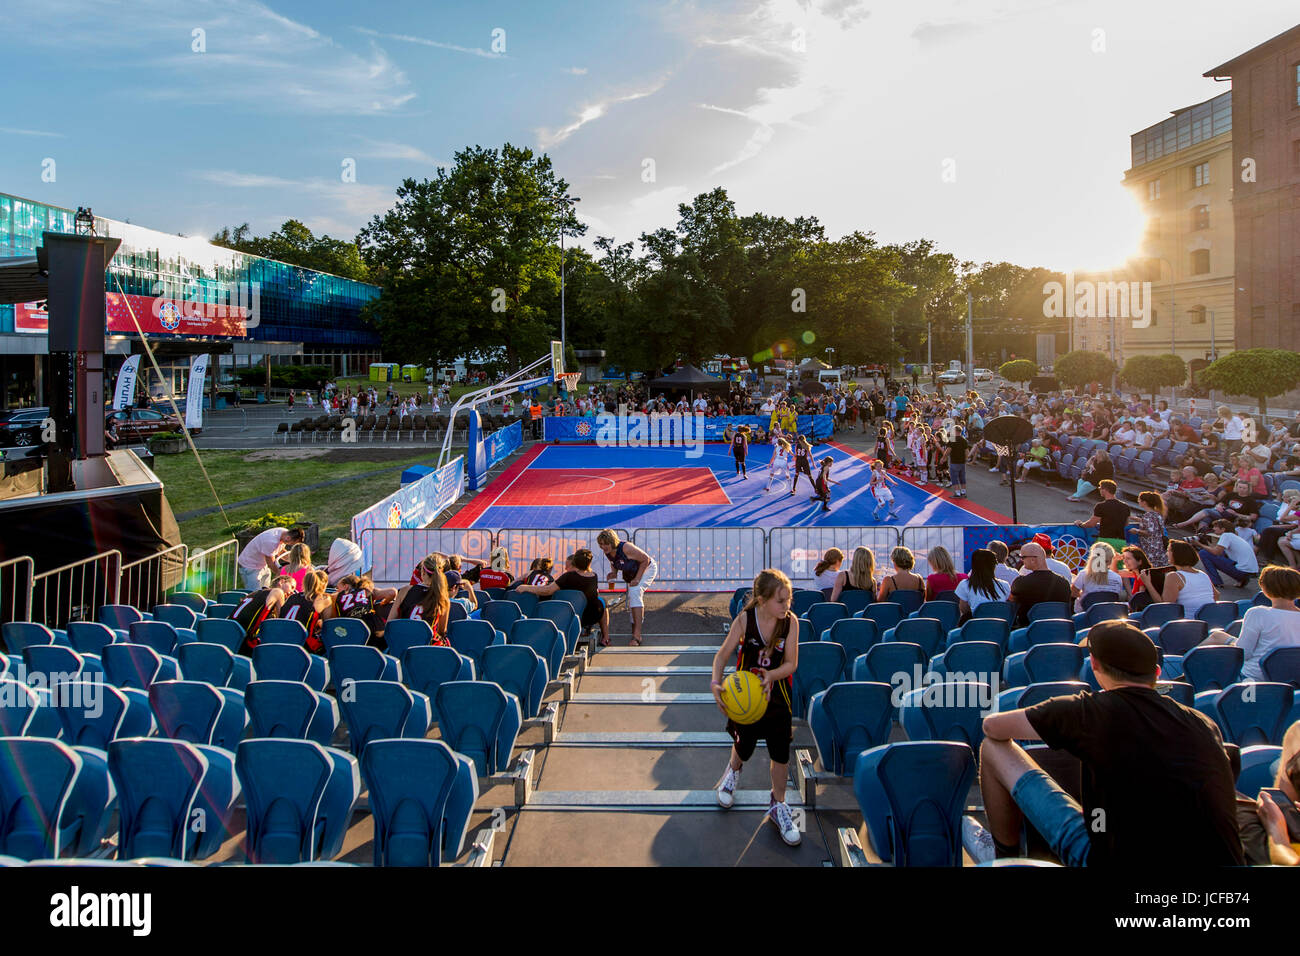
top-left (167, 592), bottom-right (209, 616)
top-left (128, 620), bottom-right (180, 656)
top-left (447, 619), bottom-right (505, 672)
top-left (1180, 645), bottom-right (1243, 693)
top-left (509, 618), bottom-right (565, 682)
top-left (855, 603), bottom-right (904, 631)
top-left (899, 682), bottom-right (991, 748)
top-left (98, 604), bottom-right (145, 634)
top-left (48, 680), bottom-right (141, 749)
top-left (791, 589), bottom-right (823, 618)
top-left (108, 737), bottom-right (240, 860)
top-left (235, 738), bottom-right (359, 863)
top-left (482, 588), bottom-right (509, 602)
top-left (245, 680), bottom-right (338, 747)
top-left (258, 618), bottom-right (308, 646)
top-left (1195, 602), bottom-right (1240, 632)
top-left (1005, 643), bottom-right (1083, 686)
top-left (1146, 619), bottom-right (1208, 656)
top-left (337, 680), bottom-right (432, 755)
top-left (911, 601), bottom-right (960, 633)
top-left (853, 642), bottom-right (925, 685)
top-left (1027, 602), bottom-right (1070, 623)
top-left (361, 738), bottom-right (478, 866)
top-left (930, 590), bottom-right (960, 604)
top-left (203, 603), bottom-right (236, 620)
top-left (808, 682), bottom-right (893, 775)
top-left (1134, 602), bottom-right (1185, 630)
top-left (481, 644), bottom-right (547, 719)
top-left (195, 618), bottom-right (245, 654)
top-left (854, 741), bottom-right (976, 866)
top-left (403, 646), bottom-right (475, 706)
top-left (23, 644), bottom-right (91, 684)
top-left (791, 642), bottom-right (846, 719)
top-left (930, 642), bottom-right (1002, 681)
top-left (447, 601), bottom-right (468, 626)
top-left (177, 642), bottom-right (252, 691)
top-left (1008, 618), bottom-right (1076, 654)
top-left (151, 604), bottom-right (198, 631)
top-left (434, 681), bottom-right (521, 777)
top-left (2, 621), bottom-right (61, 654)
top-left (997, 681), bottom-right (1088, 711)
top-left (1072, 602), bottom-right (1129, 630)
top-left (102, 643), bottom-right (179, 691)
top-left (0, 737), bottom-right (114, 860)
top-left (1261, 647), bottom-right (1300, 686)
top-left (972, 601), bottom-right (1016, 627)
top-left (534, 601), bottom-right (580, 654)
top-left (822, 618), bottom-right (880, 662)
top-left (384, 619), bottom-right (434, 658)
top-left (328, 644), bottom-right (401, 686)
top-left (149, 680), bottom-right (245, 749)
top-left (946, 618), bottom-right (1009, 651)
top-left (728, 586), bottom-right (751, 619)
top-left (551, 588), bottom-right (589, 620)
top-left (66, 621), bottom-right (118, 656)
top-left (1235, 745), bottom-right (1283, 799)
top-left (507, 591), bottom-right (540, 618)
top-left (838, 590), bottom-right (874, 617)
top-left (252, 643), bottom-right (329, 692)
top-left (1197, 682), bottom-right (1296, 746)
top-left (884, 590), bottom-right (924, 616)
top-left (217, 590), bottom-right (248, 605)
top-left (320, 616), bottom-right (370, 653)
top-left (480, 601), bottom-right (523, 634)
top-left (803, 602), bottom-right (847, 642)
top-left (1155, 680), bottom-right (1195, 707)
top-left (882, 618), bottom-right (945, 658)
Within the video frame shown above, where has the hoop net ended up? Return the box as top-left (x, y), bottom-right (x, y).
top-left (557, 372), bottom-right (580, 393)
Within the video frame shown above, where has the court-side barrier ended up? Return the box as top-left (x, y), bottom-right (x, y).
top-left (183, 539), bottom-right (240, 598)
top-left (364, 528), bottom-right (496, 587)
top-left (29, 550), bottom-right (122, 630)
top-left (633, 527), bottom-right (766, 588)
top-left (901, 524), bottom-right (1102, 575)
top-left (769, 527), bottom-right (902, 586)
top-left (120, 543), bottom-right (189, 613)
top-left (496, 528), bottom-right (627, 581)
top-left (0, 556), bottom-right (34, 627)
top-left (542, 414), bottom-right (836, 443)
top-left (352, 455), bottom-right (465, 571)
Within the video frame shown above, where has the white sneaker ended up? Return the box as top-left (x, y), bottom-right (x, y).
top-left (989, 465), bottom-right (1000, 472)
top-left (769, 797), bottom-right (802, 846)
top-left (962, 815), bottom-right (995, 864)
top-left (717, 765), bottom-right (741, 809)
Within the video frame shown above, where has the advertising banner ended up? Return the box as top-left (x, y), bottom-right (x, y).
top-left (351, 456), bottom-right (465, 571)
top-left (112, 354), bottom-right (141, 410)
top-left (185, 354), bottom-right (209, 431)
top-left (13, 292), bottom-right (248, 337)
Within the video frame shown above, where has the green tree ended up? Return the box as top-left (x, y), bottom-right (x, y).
top-left (1055, 350), bottom-right (1118, 389)
top-left (212, 219), bottom-right (370, 281)
top-left (1121, 353), bottom-right (1186, 404)
top-left (1199, 348), bottom-right (1300, 416)
top-left (998, 359), bottom-right (1038, 385)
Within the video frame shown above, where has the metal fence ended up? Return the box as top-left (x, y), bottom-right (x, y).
top-left (364, 528), bottom-right (496, 587)
top-left (0, 556), bottom-right (34, 627)
top-left (769, 527), bottom-right (902, 586)
top-left (29, 551), bottom-right (122, 630)
top-left (633, 527), bottom-right (766, 588)
top-left (120, 543), bottom-right (189, 612)
top-left (183, 539), bottom-right (240, 597)
top-left (496, 528), bottom-right (627, 581)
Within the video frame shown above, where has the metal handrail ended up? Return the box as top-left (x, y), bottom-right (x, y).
top-left (0, 555), bottom-right (35, 626)
top-left (30, 550), bottom-right (123, 629)
top-left (184, 538), bottom-right (240, 597)
top-left (120, 543), bottom-right (190, 612)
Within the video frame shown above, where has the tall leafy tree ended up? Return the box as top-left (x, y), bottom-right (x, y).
top-left (212, 220), bottom-right (370, 281)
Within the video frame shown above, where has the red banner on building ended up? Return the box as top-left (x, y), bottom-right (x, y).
top-left (14, 292), bottom-right (248, 337)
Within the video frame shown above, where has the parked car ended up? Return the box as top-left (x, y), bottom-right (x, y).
top-left (973, 368), bottom-right (994, 382)
top-left (105, 407), bottom-right (191, 446)
top-left (0, 406), bottom-right (49, 447)
top-left (937, 369), bottom-right (967, 384)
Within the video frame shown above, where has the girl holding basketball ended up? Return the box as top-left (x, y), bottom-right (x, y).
top-left (712, 568), bottom-right (802, 846)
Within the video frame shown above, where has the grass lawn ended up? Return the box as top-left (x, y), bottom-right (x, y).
top-left (153, 447), bottom-right (460, 557)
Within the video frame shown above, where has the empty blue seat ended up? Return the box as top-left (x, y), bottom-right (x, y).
top-left (1181, 645), bottom-right (1243, 693)
top-left (1195, 602), bottom-right (1239, 632)
top-left (447, 619), bottom-right (505, 672)
top-left (2, 622), bottom-right (61, 654)
top-left (1155, 680), bottom-right (1195, 707)
top-left (177, 642), bottom-right (252, 691)
top-left (402, 646), bottom-right (475, 705)
top-left (509, 618), bottom-right (565, 681)
top-left (1147, 619), bottom-right (1208, 656)
top-left (854, 741), bottom-right (976, 866)
top-left (728, 586), bottom-right (751, 619)
top-left (883, 618), bottom-right (945, 658)
top-left (218, 590), bottom-right (249, 605)
top-left (1021, 642), bottom-right (1084, 684)
top-left (337, 680), bottom-right (432, 755)
top-left (252, 643), bottom-right (328, 692)
top-left (822, 618), bottom-right (880, 662)
top-left (204, 603), bottom-right (237, 620)
top-left (1134, 602), bottom-right (1185, 630)
top-left (102, 643), bottom-right (179, 691)
top-left (998, 681), bottom-right (1088, 710)
top-left (853, 642), bottom-right (925, 685)
top-left (166, 592), bottom-right (210, 616)
top-left (329, 644), bottom-right (401, 686)
top-left (108, 737), bottom-right (240, 860)
top-left (66, 621), bottom-right (118, 655)
top-left (434, 681), bottom-right (521, 777)
top-left (482, 588), bottom-right (509, 602)
top-left (838, 590), bottom-right (874, 617)
top-left (972, 601), bottom-right (1016, 626)
top-left (245, 680), bottom-right (338, 747)
top-left (320, 616), bottom-right (370, 653)
top-left (195, 618), bottom-right (246, 654)
top-left (98, 604), bottom-right (144, 633)
top-left (534, 601), bottom-right (580, 654)
top-left (791, 589), bottom-right (824, 617)
top-left (855, 603), bottom-right (904, 632)
top-left (481, 644), bottom-right (548, 719)
top-left (931, 641), bottom-right (1002, 681)
top-left (23, 644), bottom-right (90, 684)
top-left (1072, 602), bottom-right (1129, 630)
top-left (884, 590), bottom-right (924, 616)
top-left (911, 601), bottom-right (959, 633)
top-left (808, 682), bottom-right (893, 775)
top-left (151, 604), bottom-right (198, 631)
top-left (551, 588), bottom-right (589, 620)
top-left (789, 642), bottom-right (845, 719)
top-left (384, 619), bottom-right (434, 658)
top-left (48, 680), bottom-right (142, 749)
top-left (899, 682), bottom-right (991, 748)
top-left (361, 738), bottom-right (478, 866)
top-left (1198, 682), bottom-right (1295, 746)
top-left (235, 738), bottom-right (359, 863)
top-left (507, 591), bottom-right (540, 618)
top-left (946, 618), bottom-right (1009, 652)
top-left (1235, 745), bottom-right (1283, 799)
top-left (480, 601), bottom-right (523, 634)
top-left (128, 620), bottom-right (180, 656)
top-left (258, 618), bottom-right (308, 646)
top-left (803, 602), bottom-right (848, 641)
top-left (0, 737), bottom-right (114, 860)
top-left (1008, 618), bottom-right (1075, 654)
top-left (1261, 647), bottom-right (1300, 686)
top-left (1027, 602), bottom-right (1070, 623)
top-left (149, 680), bottom-right (245, 749)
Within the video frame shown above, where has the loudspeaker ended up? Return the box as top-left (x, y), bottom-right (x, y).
top-left (43, 234), bottom-right (121, 352)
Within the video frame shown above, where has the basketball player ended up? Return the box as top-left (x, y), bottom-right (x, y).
top-left (731, 425), bottom-right (750, 477)
top-left (788, 435), bottom-right (814, 496)
top-left (809, 456), bottom-right (836, 512)
top-left (334, 574), bottom-right (399, 650)
top-left (869, 458), bottom-right (901, 521)
top-left (280, 569), bottom-right (331, 654)
top-left (388, 554), bottom-right (452, 645)
top-left (874, 420), bottom-right (896, 469)
top-left (232, 574), bottom-right (296, 654)
top-left (711, 568), bottom-right (802, 846)
top-left (763, 438), bottom-right (791, 494)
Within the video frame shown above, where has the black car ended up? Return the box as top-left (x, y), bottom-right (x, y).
top-left (0, 407), bottom-right (50, 447)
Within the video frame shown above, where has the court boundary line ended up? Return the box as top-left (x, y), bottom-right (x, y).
top-left (443, 442), bottom-right (546, 528)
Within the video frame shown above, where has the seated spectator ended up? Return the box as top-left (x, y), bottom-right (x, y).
top-left (1118, 545), bottom-right (1156, 611)
top-left (877, 546), bottom-right (925, 600)
top-left (955, 548), bottom-right (1011, 618)
top-left (334, 573), bottom-right (399, 650)
top-left (1132, 420), bottom-right (1154, 450)
top-left (516, 549), bottom-right (610, 646)
top-left (1071, 542), bottom-right (1124, 612)
top-left (388, 555), bottom-right (452, 645)
top-left (283, 542), bottom-right (314, 591)
top-left (1170, 418), bottom-right (1199, 442)
top-left (1009, 542), bottom-right (1072, 627)
top-left (462, 547), bottom-right (515, 589)
top-left (1112, 421), bottom-right (1136, 447)
top-left (326, 537), bottom-right (364, 586)
top-left (923, 545), bottom-right (966, 599)
top-left (1137, 540), bottom-right (1218, 618)
top-left (1068, 448), bottom-right (1113, 502)
top-left (1197, 519), bottom-right (1261, 589)
top-left (1236, 722), bottom-right (1300, 866)
top-left (1201, 565), bottom-right (1300, 680)
top-left (813, 547), bottom-right (845, 596)
top-left (987, 540), bottom-right (1021, 589)
top-left (831, 546), bottom-right (877, 603)
top-left (970, 621), bottom-right (1244, 866)
top-left (1013, 439), bottom-right (1051, 483)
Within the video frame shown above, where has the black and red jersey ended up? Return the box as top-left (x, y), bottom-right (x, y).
top-left (281, 593), bottom-right (324, 654)
top-left (232, 589), bottom-right (275, 653)
top-left (734, 608), bottom-right (793, 712)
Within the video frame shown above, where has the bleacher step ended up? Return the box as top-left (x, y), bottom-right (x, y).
top-left (584, 665), bottom-right (725, 676)
top-left (524, 789), bottom-right (803, 810)
top-left (552, 731), bottom-right (737, 746)
top-left (571, 692), bottom-right (716, 704)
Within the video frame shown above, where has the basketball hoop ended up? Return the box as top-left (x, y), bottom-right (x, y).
top-left (557, 372), bottom-right (580, 394)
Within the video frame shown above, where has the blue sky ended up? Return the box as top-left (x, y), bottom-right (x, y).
top-left (2, 0), bottom-right (1297, 271)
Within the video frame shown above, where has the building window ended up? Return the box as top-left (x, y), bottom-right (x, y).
top-left (1147, 179), bottom-right (1161, 201)
top-left (1189, 306), bottom-right (1207, 324)
top-left (1193, 205), bottom-right (1210, 230)
top-left (1190, 250), bottom-right (1210, 274)
top-left (1193, 162), bottom-right (1210, 188)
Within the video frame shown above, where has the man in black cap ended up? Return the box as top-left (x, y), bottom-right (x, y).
top-left (968, 620), bottom-right (1243, 866)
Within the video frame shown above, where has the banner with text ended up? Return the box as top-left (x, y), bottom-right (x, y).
top-left (14, 291), bottom-right (247, 337)
top-left (543, 414), bottom-right (834, 443)
top-left (351, 456), bottom-right (465, 571)
top-left (112, 354), bottom-right (141, 410)
top-left (185, 354), bottom-right (209, 431)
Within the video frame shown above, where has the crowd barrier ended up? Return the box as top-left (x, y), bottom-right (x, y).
top-left (633, 527), bottom-right (765, 588)
top-left (120, 543), bottom-right (189, 613)
top-left (542, 414), bottom-right (835, 443)
top-left (0, 556), bottom-right (34, 627)
top-left (363, 528), bottom-right (496, 587)
top-left (497, 528), bottom-right (628, 581)
top-left (484, 419), bottom-right (522, 471)
top-left (29, 551), bottom-right (122, 630)
top-left (770, 527), bottom-right (902, 584)
top-left (183, 539), bottom-right (240, 598)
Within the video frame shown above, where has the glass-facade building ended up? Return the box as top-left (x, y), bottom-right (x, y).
top-left (0, 191), bottom-right (382, 408)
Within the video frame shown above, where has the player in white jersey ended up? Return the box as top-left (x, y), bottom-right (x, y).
top-left (870, 459), bottom-right (901, 521)
top-left (763, 438), bottom-right (791, 494)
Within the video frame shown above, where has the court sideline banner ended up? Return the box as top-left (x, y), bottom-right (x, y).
top-left (544, 414), bottom-right (834, 443)
top-left (352, 455), bottom-right (465, 571)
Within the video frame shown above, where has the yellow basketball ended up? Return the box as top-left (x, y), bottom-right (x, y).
top-left (720, 670), bottom-right (768, 725)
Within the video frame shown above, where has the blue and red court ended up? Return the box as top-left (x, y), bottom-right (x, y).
top-left (445, 441), bottom-right (1009, 529)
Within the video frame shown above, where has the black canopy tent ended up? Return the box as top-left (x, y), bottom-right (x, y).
top-left (648, 364), bottom-right (728, 400)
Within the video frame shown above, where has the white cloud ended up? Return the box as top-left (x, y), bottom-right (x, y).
top-left (354, 140), bottom-right (443, 165)
top-left (536, 80), bottom-right (670, 149)
top-left (0, 126), bottom-right (64, 138)
top-left (352, 26), bottom-right (503, 60)
top-left (565, 66), bottom-right (589, 75)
